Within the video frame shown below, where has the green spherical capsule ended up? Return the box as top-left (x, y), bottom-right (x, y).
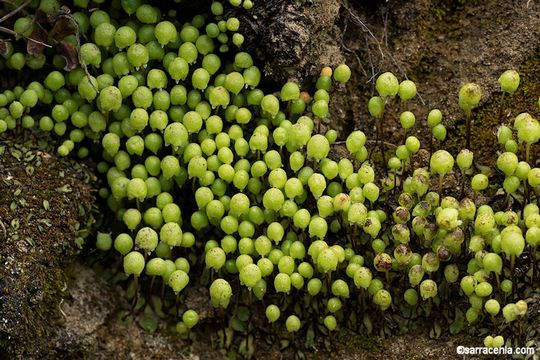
top-left (498, 279), bottom-right (512, 294)
top-left (515, 113), bottom-right (540, 145)
top-left (484, 299), bottom-right (500, 316)
top-left (404, 136), bottom-right (420, 154)
top-left (460, 275), bottom-right (477, 296)
top-left (529, 168), bottom-right (540, 187)
top-left (399, 111), bottom-right (416, 129)
top-left (498, 69), bottom-right (520, 95)
top-left (427, 109), bottom-right (442, 127)
top-left (285, 315), bottom-right (301, 333)
top-left (263, 188), bottom-right (284, 211)
top-left (274, 273), bottom-right (291, 294)
top-left (20, 89), bottom-right (38, 108)
top-left (161, 155), bottom-right (181, 179)
top-left (243, 66), bottom-right (261, 88)
top-left (466, 307), bottom-right (480, 324)
top-left (368, 96), bottom-right (384, 118)
top-left (126, 178), bottom-right (147, 201)
top-left (135, 227), bottom-right (159, 254)
top-left (500, 226), bottom-right (525, 257)
top-left (260, 94), bottom-right (280, 117)
top-left (496, 152), bottom-right (518, 176)
top-left (441, 264), bottom-right (458, 283)
top-left (403, 288), bottom-right (418, 306)
top-left (209, 86), bottom-right (230, 109)
top-left (408, 265), bottom-right (425, 287)
top-left (146, 257), bottom-right (166, 277)
top-left (456, 149), bottom-right (474, 170)
top-left (419, 279), bottom-right (437, 300)
top-left (114, 233), bottom-right (133, 255)
top-left (373, 289), bottom-right (392, 310)
top-left (398, 80), bottom-right (417, 101)
top-left (96, 232), bottom-right (112, 251)
top-left (209, 278), bottom-right (232, 308)
top-left (306, 278), bottom-right (322, 296)
top-left (458, 83), bottom-right (482, 112)
top-left (224, 72), bottom-right (245, 95)
top-left (526, 226), bottom-right (540, 247)
top-left (317, 248), bottom-right (338, 272)
top-left (147, 69), bottom-right (168, 90)
top-left (239, 263), bottom-right (261, 289)
top-left (312, 100), bottom-right (329, 118)
top-left (474, 281), bottom-right (493, 297)
top-left (206, 247), bottom-right (226, 270)
top-left (154, 21), bottom-right (177, 46)
top-left (160, 222), bottom-right (182, 247)
top-left (306, 134), bottom-right (330, 162)
top-left (265, 304), bottom-right (280, 323)
top-left (436, 208), bottom-right (459, 231)
top-left (164, 122), bottom-right (188, 148)
top-left (281, 82), bottom-right (300, 101)
top-left (363, 182), bottom-right (380, 203)
top-left (375, 72), bottom-right (399, 98)
top-left (482, 253), bottom-right (503, 274)
top-left (114, 26), bottom-right (137, 49)
top-left (354, 267), bottom-right (372, 289)
top-left (98, 86), bottom-right (122, 112)
top-left (192, 68), bottom-right (211, 90)
top-left (430, 150), bottom-right (454, 175)
top-left (471, 174), bottom-right (489, 191)
top-left (234, 52), bottom-right (253, 68)
top-left (14, 16), bottom-right (34, 37)
top-left (331, 279), bottom-right (350, 298)
top-left (309, 216), bottom-right (328, 239)
top-left (497, 125), bottom-right (513, 145)
top-left (123, 251), bottom-right (145, 276)
top-left (492, 336), bottom-right (505, 348)
top-left (502, 303), bottom-right (519, 323)
top-left (122, 209), bottom-right (141, 231)
top-left (102, 132), bottom-right (121, 156)
top-left (182, 310), bottom-right (199, 329)
top-left (334, 64), bottom-right (351, 83)
top-left (44, 71), bottom-right (66, 92)
top-left (168, 270), bottom-right (189, 294)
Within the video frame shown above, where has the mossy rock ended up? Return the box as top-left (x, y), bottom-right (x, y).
top-left (0, 136), bottom-right (96, 358)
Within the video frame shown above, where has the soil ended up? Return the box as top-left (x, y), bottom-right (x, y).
top-left (2, 0), bottom-right (540, 359)
top-left (0, 135), bottom-right (95, 358)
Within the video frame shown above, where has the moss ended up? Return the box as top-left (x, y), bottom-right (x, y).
top-left (0, 134), bottom-right (96, 358)
top-left (412, 57), bottom-right (435, 81)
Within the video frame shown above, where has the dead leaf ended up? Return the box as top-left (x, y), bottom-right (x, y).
top-left (49, 17), bottom-right (75, 40)
top-left (26, 27), bottom-right (48, 56)
top-left (0, 41), bottom-right (11, 57)
top-left (56, 40), bottom-right (79, 71)
top-left (33, 9), bottom-right (50, 25)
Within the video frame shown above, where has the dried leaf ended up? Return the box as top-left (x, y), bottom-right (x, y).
top-left (49, 17), bottom-right (75, 40)
top-left (0, 41), bottom-right (11, 57)
top-left (33, 9), bottom-right (50, 25)
top-left (26, 26), bottom-right (48, 56)
top-left (56, 40), bottom-right (79, 71)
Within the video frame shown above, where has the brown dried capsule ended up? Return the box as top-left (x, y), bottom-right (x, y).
top-left (393, 206), bottom-right (411, 224)
top-left (374, 253), bottom-right (393, 272)
top-left (436, 245), bottom-right (452, 262)
top-left (394, 244), bottom-right (413, 265)
top-left (398, 192), bottom-right (415, 210)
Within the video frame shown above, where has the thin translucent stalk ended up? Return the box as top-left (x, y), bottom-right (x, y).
top-left (465, 109), bottom-right (472, 150)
